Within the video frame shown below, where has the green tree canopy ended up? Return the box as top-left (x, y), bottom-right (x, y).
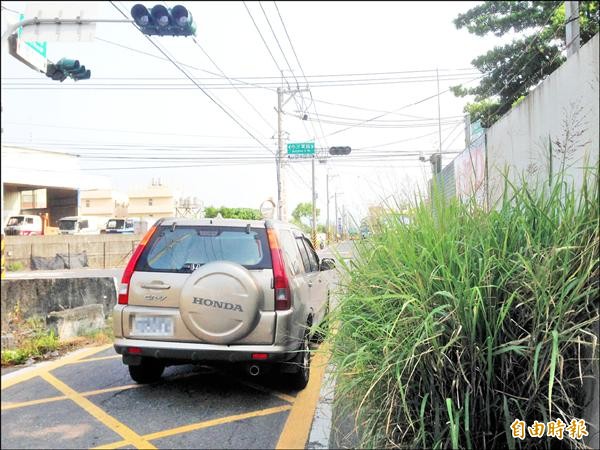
top-left (204, 206), bottom-right (262, 220)
top-left (452, 1), bottom-right (599, 127)
top-left (291, 202), bottom-right (320, 231)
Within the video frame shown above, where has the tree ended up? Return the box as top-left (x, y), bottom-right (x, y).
top-left (291, 202), bottom-right (320, 231)
top-left (452, 1), bottom-right (599, 128)
top-left (204, 206), bottom-right (262, 220)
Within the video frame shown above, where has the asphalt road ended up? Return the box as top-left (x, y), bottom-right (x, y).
top-left (1, 243), bottom-right (350, 449)
top-left (1, 344), bottom-right (332, 449)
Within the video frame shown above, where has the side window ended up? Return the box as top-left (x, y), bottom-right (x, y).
top-left (295, 237), bottom-right (311, 273)
top-left (302, 238), bottom-right (319, 272)
top-left (80, 220), bottom-right (89, 229)
top-left (279, 230), bottom-right (303, 275)
top-left (26, 217), bottom-right (34, 224)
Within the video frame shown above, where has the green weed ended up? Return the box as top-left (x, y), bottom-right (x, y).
top-left (326, 166), bottom-right (599, 449)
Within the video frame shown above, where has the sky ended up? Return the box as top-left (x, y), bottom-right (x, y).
top-left (1, 1), bottom-right (502, 226)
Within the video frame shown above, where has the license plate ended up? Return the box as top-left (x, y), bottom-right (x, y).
top-left (133, 316), bottom-right (174, 336)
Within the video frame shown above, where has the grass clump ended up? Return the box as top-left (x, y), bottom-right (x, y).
top-left (7, 261), bottom-right (25, 271)
top-left (1, 315), bottom-right (114, 367)
top-left (328, 168), bottom-right (599, 449)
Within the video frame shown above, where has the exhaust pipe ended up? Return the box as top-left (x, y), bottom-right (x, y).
top-left (248, 364), bottom-right (260, 376)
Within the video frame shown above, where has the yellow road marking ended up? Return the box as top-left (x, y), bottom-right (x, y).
top-left (1, 344), bottom-right (112, 390)
top-left (276, 346), bottom-right (330, 449)
top-left (1, 383), bottom-right (142, 411)
top-left (92, 404), bottom-right (292, 449)
top-left (67, 355), bottom-right (121, 365)
top-left (40, 372), bottom-right (155, 450)
top-left (234, 378), bottom-right (296, 404)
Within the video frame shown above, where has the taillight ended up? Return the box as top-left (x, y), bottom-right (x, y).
top-left (266, 228), bottom-right (291, 310)
top-left (118, 225), bottom-right (157, 305)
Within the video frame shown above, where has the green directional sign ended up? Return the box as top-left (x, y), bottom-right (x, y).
top-left (18, 14), bottom-right (47, 58)
top-left (287, 142), bottom-right (315, 156)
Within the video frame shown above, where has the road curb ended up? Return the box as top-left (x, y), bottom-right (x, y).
top-left (307, 362), bottom-right (336, 449)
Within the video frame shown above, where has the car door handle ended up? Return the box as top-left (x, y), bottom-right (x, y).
top-left (141, 283), bottom-right (171, 290)
top-left (307, 281), bottom-right (313, 287)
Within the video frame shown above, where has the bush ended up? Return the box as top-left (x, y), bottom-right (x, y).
top-left (7, 261), bottom-right (25, 271)
top-left (328, 168), bottom-right (599, 449)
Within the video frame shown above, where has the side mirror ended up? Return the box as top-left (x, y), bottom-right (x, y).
top-left (320, 257), bottom-right (336, 271)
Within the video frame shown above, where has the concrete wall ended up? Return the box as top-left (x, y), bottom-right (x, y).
top-left (486, 34), bottom-right (599, 205)
top-left (1, 277), bottom-right (117, 329)
top-left (5, 234), bottom-right (143, 269)
top-left (3, 187), bottom-right (21, 228)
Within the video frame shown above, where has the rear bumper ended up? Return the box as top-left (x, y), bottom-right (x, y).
top-left (113, 337), bottom-right (298, 364)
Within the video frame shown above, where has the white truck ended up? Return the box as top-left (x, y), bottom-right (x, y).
top-left (4, 215), bottom-right (44, 236)
top-left (57, 216), bottom-right (104, 235)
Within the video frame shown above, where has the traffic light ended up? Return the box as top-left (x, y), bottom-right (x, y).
top-left (45, 58), bottom-right (91, 82)
top-left (131, 4), bottom-right (197, 36)
top-left (329, 146), bottom-right (352, 156)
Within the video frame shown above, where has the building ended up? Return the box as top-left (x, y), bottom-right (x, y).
top-left (79, 189), bottom-right (129, 223)
top-left (127, 180), bottom-right (177, 227)
top-left (1, 145), bottom-right (109, 228)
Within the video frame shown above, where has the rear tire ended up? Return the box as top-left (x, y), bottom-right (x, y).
top-left (311, 295), bottom-right (330, 344)
top-left (287, 330), bottom-right (311, 390)
top-left (128, 357), bottom-right (165, 384)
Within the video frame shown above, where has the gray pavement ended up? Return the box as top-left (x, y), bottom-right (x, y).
top-left (1, 346), bottom-right (298, 449)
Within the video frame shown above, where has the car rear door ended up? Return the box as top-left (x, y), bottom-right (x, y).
top-left (295, 234), bottom-right (327, 323)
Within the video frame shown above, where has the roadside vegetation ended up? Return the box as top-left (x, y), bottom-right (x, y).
top-left (326, 167), bottom-right (599, 449)
top-left (1, 314), bottom-right (113, 367)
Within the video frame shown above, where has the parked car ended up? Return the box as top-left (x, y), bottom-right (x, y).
top-left (103, 218), bottom-right (148, 234)
top-left (113, 217), bottom-right (336, 389)
top-left (4, 214), bottom-right (43, 236)
top-left (57, 216), bottom-right (103, 235)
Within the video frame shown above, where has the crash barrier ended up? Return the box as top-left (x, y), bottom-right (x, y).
top-left (0, 277), bottom-right (118, 330)
top-left (4, 234), bottom-right (142, 270)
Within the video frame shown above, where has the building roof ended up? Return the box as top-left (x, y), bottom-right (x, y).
top-left (1, 146), bottom-right (110, 190)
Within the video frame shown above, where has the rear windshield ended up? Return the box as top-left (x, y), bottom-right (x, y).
top-left (136, 226), bottom-right (272, 273)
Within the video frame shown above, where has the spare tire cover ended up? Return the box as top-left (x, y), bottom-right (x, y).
top-left (179, 261), bottom-right (261, 344)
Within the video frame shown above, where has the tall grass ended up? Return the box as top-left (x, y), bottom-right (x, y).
top-left (327, 167), bottom-right (599, 449)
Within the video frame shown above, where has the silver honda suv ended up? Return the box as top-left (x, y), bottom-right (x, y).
top-left (113, 217), bottom-right (335, 389)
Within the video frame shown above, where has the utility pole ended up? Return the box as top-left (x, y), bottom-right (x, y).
top-left (565, 1), bottom-right (580, 57)
top-left (311, 157), bottom-right (317, 249)
top-left (436, 67), bottom-right (442, 157)
top-left (326, 170), bottom-right (330, 245)
top-left (334, 193), bottom-right (339, 242)
top-left (277, 87), bottom-right (285, 221)
top-left (276, 86), bottom-right (310, 221)
top-left (342, 205), bottom-right (346, 240)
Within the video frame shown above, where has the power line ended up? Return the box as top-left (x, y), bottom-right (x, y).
top-left (190, 36), bottom-right (275, 133)
top-left (109, 2), bottom-right (275, 155)
top-left (273, 0), bottom-right (330, 152)
top-left (322, 74), bottom-right (483, 138)
top-left (242, 1), bottom-right (290, 90)
top-left (258, 1), bottom-right (301, 91)
top-left (2, 122), bottom-right (255, 139)
top-left (3, 69), bottom-right (480, 82)
top-left (110, 1), bottom-right (311, 192)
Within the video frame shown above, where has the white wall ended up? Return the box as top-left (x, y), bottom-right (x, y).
top-left (486, 34), bottom-right (599, 205)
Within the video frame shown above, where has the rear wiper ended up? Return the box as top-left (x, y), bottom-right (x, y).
top-left (180, 262), bottom-right (204, 272)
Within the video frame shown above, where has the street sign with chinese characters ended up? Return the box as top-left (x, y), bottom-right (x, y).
top-left (15, 13), bottom-right (47, 72)
top-left (287, 142), bottom-right (315, 157)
